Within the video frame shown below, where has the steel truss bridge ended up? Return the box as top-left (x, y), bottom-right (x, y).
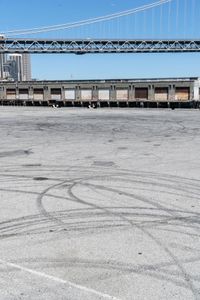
top-left (1, 39), bottom-right (200, 54)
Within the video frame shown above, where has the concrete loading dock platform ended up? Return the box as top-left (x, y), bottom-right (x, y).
top-left (0, 77), bottom-right (200, 108)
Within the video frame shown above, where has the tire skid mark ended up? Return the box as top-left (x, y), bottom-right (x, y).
top-left (2, 168), bottom-right (200, 298)
top-left (67, 181), bottom-right (199, 299)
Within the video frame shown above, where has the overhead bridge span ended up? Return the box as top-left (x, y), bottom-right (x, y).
top-left (1, 39), bottom-right (200, 54)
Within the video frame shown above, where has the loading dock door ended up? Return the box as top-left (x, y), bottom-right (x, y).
top-left (51, 89), bottom-right (61, 100)
top-left (116, 89), bottom-right (128, 100)
top-left (65, 89), bottom-right (75, 100)
top-left (155, 88), bottom-right (168, 101)
top-left (135, 88), bottom-right (148, 100)
top-left (19, 89), bottom-right (29, 100)
top-left (175, 87), bottom-right (190, 101)
top-left (81, 90), bottom-right (92, 101)
top-left (6, 89), bottom-right (16, 100)
top-left (33, 89), bottom-right (44, 100)
top-left (98, 89), bottom-right (110, 101)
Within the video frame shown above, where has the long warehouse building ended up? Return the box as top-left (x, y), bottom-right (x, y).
top-left (0, 77), bottom-right (200, 108)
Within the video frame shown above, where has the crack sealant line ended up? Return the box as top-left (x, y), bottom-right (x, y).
top-left (0, 258), bottom-right (120, 300)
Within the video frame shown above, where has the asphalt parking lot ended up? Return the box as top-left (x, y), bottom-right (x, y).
top-left (0, 107), bottom-right (200, 300)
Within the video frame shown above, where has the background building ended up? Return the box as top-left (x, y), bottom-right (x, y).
top-left (22, 54), bottom-right (32, 81)
top-left (0, 53), bottom-right (32, 81)
top-left (7, 54), bottom-right (23, 81)
top-left (0, 54), bottom-right (6, 79)
top-left (3, 60), bottom-right (17, 80)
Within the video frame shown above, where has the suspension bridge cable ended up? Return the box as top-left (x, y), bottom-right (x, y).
top-left (160, 1), bottom-right (163, 37)
top-left (2, 0), bottom-right (173, 36)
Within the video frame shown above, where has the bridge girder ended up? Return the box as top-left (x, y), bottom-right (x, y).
top-left (0, 39), bottom-right (200, 54)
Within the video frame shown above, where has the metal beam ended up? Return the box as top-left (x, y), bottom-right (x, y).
top-left (1, 39), bottom-right (200, 54)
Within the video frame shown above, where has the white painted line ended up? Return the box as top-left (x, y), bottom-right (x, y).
top-left (0, 258), bottom-right (120, 300)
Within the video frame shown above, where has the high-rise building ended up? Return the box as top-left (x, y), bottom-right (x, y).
top-left (0, 54), bottom-right (6, 79)
top-left (3, 60), bottom-right (17, 81)
top-left (6, 53), bottom-right (32, 81)
top-left (22, 54), bottom-right (31, 81)
top-left (7, 54), bottom-right (23, 81)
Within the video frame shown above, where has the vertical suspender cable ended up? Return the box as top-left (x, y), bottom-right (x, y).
top-left (191, 0), bottom-right (195, 38)
top-left (131, 12), bottom-right (134, 38)
top-left (151, 4), bottom-right (155, 38)
top-left (175, 0), bottom-right (179, 38)
top-left (160, 2), bottom-right (163, 37)
top-left (168, 0), bottom-right (171, 38)
top-left (183, 0), bottom-right (187, 38)
top-left (125, 15), bottom-right (128, 39)
top-left (134, 13), bottom-right (137, 38)
top-left (143, 10), bottom-right (146, 38)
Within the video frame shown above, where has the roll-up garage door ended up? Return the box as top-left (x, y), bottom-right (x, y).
top-left (51, 89), bottom-right (61, 100)
top-left (116, 89), bottom-right (128, 100)
top-left (6, 89), bottom-right (16, 100)
top-left (81, 90), bottom-right (92, 101)
top-left (135, 88), bottom-right (148, 99)
top-left (175, 87), bottom-right (190, 101)
top-left (155, 87), bottom-right (168, 101)
top-left (33, 89), bottom-right (44, 100)
top-left (19, 89), bottom-right (29, 100)
top-left (64, 89), bottom-right (75, 100)
top-left (98, 89), bottom-right (110, 101)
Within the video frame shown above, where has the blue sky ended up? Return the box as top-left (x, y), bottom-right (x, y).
top-left (0, 0), bottom-right (199, 80)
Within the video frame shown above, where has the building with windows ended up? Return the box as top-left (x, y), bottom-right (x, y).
top-left (0, 54), bottom-right (6, 79)
top-left (7, 54), bottom-right (23, 81)
top-left (22, 54), bottom-right (32, 81)
top-left (3, 60), bottom-right (17, 81)
top-left (0, 53), bottom-right (32, 81)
